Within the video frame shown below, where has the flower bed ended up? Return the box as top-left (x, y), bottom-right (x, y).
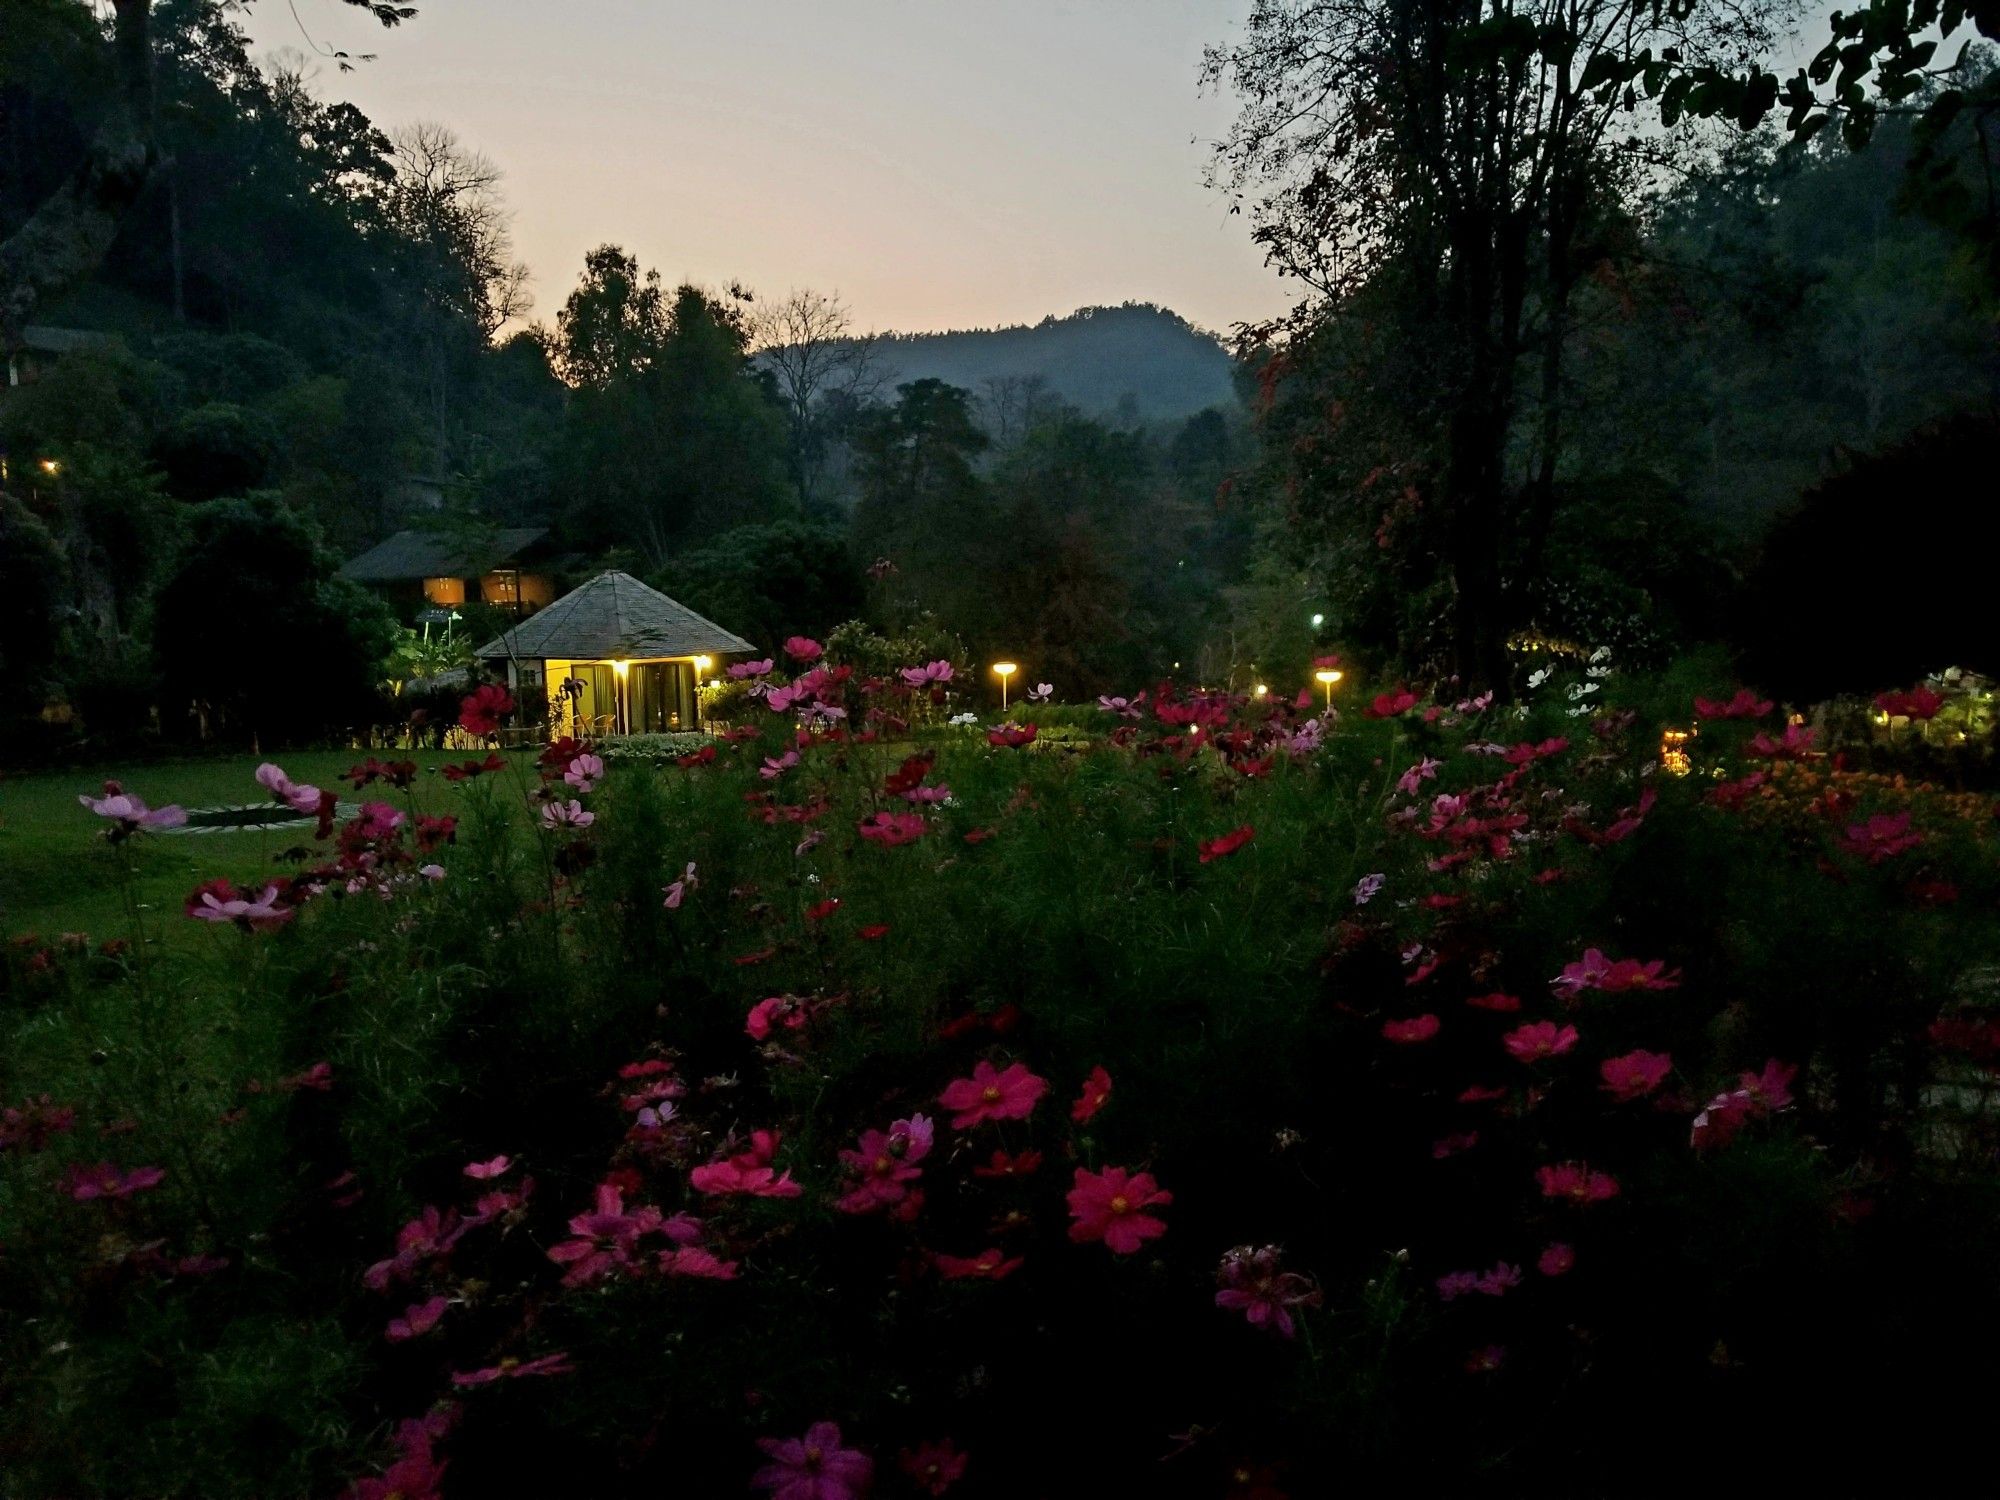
top-left (5, 663), bottom-right (2000, 1495)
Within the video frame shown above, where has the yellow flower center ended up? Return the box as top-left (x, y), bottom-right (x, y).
top-left (981, 1085), bottom-right (1002, 1102)
top-left (1110, 1194), bottom-right (1130, 1214)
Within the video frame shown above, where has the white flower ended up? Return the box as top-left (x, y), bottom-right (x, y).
top-left (949, 712), bottom-right (977, 726)
top-left (1528, 667), bottom-right (1552, 689)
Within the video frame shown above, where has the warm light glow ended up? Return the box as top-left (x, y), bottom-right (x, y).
top-left (992, 662), bottom-right (1017, 678)
top-left (693, 655), bottom-right (712, 673)
top-left (611, 658), bottom-right (631, 677)
top-left (1661, 725), bottom-right (1695, 777)
top-left (1314, 669), bottom-right (1343, 686)
top-left (1254, 683), bottom-right (1268, 697)
top-left (1311, 612), bottom-right (1325, 628)
top-left (39, 459), bottom-right (60, 476)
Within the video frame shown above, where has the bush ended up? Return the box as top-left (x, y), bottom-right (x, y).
top-left (8, 666), bottom-right (2000, 1493)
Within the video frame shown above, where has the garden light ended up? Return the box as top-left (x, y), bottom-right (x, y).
top-left (992, 661), bottom-right (1017, 709)
top-left (1314, 667), bottom-right (1343, 709)
top-left (1311, 612), bottom-right (1324, 628)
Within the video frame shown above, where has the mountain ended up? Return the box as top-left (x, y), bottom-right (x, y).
top-left (863, 303), bottom-right (1238, 423)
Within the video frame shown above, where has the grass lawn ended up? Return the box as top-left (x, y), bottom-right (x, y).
top-left (0, 749), bottom-right (542, 946)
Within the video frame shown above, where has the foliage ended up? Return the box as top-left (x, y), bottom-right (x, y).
top-left (5, 665), bottom-right (2000, 1494)
top-left (656, 520), bottom-right (863, 653)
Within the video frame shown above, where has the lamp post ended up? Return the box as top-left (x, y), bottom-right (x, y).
top-left (992, 661), bottom-right (1018, 711)
top-left (611, 658), bottom-right (631, 735)
top-left (1314, 668), bottom-right (1343, 711)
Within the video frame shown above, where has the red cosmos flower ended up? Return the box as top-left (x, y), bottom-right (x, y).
top-left (1071, 1066), bottom-right (1113, 1123)
top-left (939, 1061), bottom-right (1049, 1128)
top-left (900, 1439), bottom-right (969, 1497)
top-left (1381, 1014), bottom-right (1441, 1043)
top-left (972, 1149), bottom-right (1043, 1178)
top-left (1600, 1049), bottom-right (1673, 1102)
top-left (1199, 825), bottom-right (1256, 863)
top-left (858, 810), bottom-right (926, 846)
top-left (457, 684), bottom-right (514, 737)
top-left (1432, 1130), bottom-right (1479, 1159)
top-left (1707, 771), bottom-right (1768, 810)
top-left (1694, 688), bottom-right (1775, 719)
top-left (385, 1295), bottom-right (449, 1342)
top-left (934, 1247), bottom-right (1024, 1280)
top-left (1364, 688), bottom-right (1419, 719)
top-left (546, 1181), bottom-right (674, 1286)
top-left (857, 923), bottom-right (891, 940)
top-left (1874, 685), bottom-right (1946, 721)
top-left (1066, 1165), bottom-right (1172, 1253)
top-left (1503, 1020), bottom-right (1579, 1063)
top-left (962, 826), bottom-right (998, 844)
top-left (835, 1114), bottom-right (934, 1215)
top-left (1841, 811), bottom-right (1925, 864)
top-left (986, 724), bottom-right (1038, 748)
top-left (1458, 1084), bottom-right (1507, 1104)
top-left (1535, 1162), bottom-right (1621, 1204)
top-left (1538, 1241), bottom-right (1576, 1276)
top-left (442, 753), bottom-right (507, 782)
top-left (450, 1352), bottom-right (573, 1387)
top-left (0, 1095), bottom-right (76, 1153)
top-left (1466, 991), bottom-right (1521, 1012)
top-left (64, 1161), bottom-right (166, 1200)
top-left (347, 1411), bottom-right (455, 1500)
top-left (677, 744), bottom-right (718, 767)
top-left (804, 897), bottom-right (842, 922)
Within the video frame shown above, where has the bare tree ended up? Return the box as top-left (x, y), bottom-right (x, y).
top-left (387, 121), bottom-right (532, 338)
top-left (752, 288), bottom-right (884, 509)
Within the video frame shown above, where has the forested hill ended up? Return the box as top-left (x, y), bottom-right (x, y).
top-left (865, 304), bottom-right (1237, 421)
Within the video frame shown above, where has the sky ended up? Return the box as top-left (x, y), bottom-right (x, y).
top-left (250, 0), bottom-right (1294, 337)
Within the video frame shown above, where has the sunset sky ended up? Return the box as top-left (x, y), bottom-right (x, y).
top-left (251, 0), bottom-right (1295, 337)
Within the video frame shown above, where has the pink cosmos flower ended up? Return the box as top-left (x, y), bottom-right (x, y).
top-left (256, 762), bottom-right (323, 815)
top-left (65, 1161), bottom-right (166, 1200)
top-left (541, 799), bottom-right (594, 830)
top-left (1841, 811), bottom-right (1925, 864)
top-left (761, 750), bottom-right (802, 780)
top-left (1748, 723), bottom-right (1817, 758)
top-left (662, 861), bottom-right (699, 909)
top-left (1026, 682), bottom-right (1054, 703)
top-left (450, 1352), bottom-right (573, 1386)
top-left (660, 1245), bottom-right (738, 1279)
top-left (1382, 1014), bottom-right (1440, 1044)
top-left (1070, 1066), bottom-right (1113, 1123)
top-left (729, 658), bottom-right (775, 680)
top-left (1874, 685), bottom-right (1946, 721)
top-left (746, 995), bottom-right (807, 1041)
top-left (900, 1438), bottom-right (969, 1496)
top-left (1066, 1165), bottom-right (1171, 1253)
top-left (939, 1061), bottom-right (1048, 1128)
top-left (1098, 692), bottom-right (1146, 718)
top-left (1691, 1059), bottom-right (1798, 1151)
top-left (1503, 1020), bottom-right (1579, 1063)
top-left (385, 1295), bottom-right (448, 1342)
top-left (836, 1114), bottom-right (934, 1214)
top-left (1215, 1244), bottom-right (1321, 1337)
top-left (934, 1247), bottom-right (1024, 1280)
top-left (1466, 991), bottom-right (1521, 1013)
top-left (189, 883), bottom-right (293, 931)
top-left (563, 753), bottom-right (605, 792)
top-left (898, 660), bottom-right (955, 687)
top-left (546, 1181), bottom-right (667, 1286)
top-left (783, 636), bottom-right (824, 663)
top-left (79, 782), bottom-right (187, 837)
top-left (463, 1155), bottom-right (513, 1179)
top-left (1353, 872), bottom-right (1385, 905)
top-left (1199, 825), bottom-right (1256, 863)
top-left (691, 1130), bottom-right (803, 1198)
top-left (857, 810), bottom-right (926, 846)
top-left (1600, 1049), bottom-right (1673, 1102)
top-left (1535, 1162), bottom-right (1620, 1205)
top-left (1398, 757), bottom-right (1443, 795)
top-left (1552, 948), bottom-right (1680, 996)
top-left (1694, 688), bottom-right (1774, 719)
top-left (1537, 1242), bottom-right (1576, 1276)
top-left (753, 1421), bottom-right (872, 1500)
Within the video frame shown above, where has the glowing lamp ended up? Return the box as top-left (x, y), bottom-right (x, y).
top-left (1254, 683), bottom-right (1268, 697)
top-left (40, 459), bottom-right (60, 476)
top-left (992, 661), bottom-right (1018, 710)
top-left (1311, 612), bottom-right (1325, 628)
top-left (1313, 668), bottom-right (1343, 710)
top-left (693, 655), bottom-right (712, 673)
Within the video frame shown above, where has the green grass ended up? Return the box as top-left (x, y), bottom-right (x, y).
top-left (0, 749), bottom-right (540, 945)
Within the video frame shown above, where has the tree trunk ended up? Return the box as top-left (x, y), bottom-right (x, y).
top-left (0, 0), bottom-right (158, 350)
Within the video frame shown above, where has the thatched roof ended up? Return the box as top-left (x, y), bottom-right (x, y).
top-left (338, 527), bottom-right (548, 583)
top-left (475, 571), bottom-right (755, 662)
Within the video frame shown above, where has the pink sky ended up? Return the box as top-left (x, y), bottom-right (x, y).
top-left (252, 0), bottom-right (1298, 336)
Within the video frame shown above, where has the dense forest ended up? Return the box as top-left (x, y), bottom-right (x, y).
top-left (0, 0), bottom-right (1995, 758)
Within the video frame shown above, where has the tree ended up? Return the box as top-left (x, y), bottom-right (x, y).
top-left (152, 495), bottom-right (398, 743)
top-left (752, 288), bottom-right (883, 511)
top-left (657, 520), bottom-right (864, 652)
top-left (0, 0), bottom-right (411, 350)
top-left (1205, 0), bottom-right (1784, 683)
